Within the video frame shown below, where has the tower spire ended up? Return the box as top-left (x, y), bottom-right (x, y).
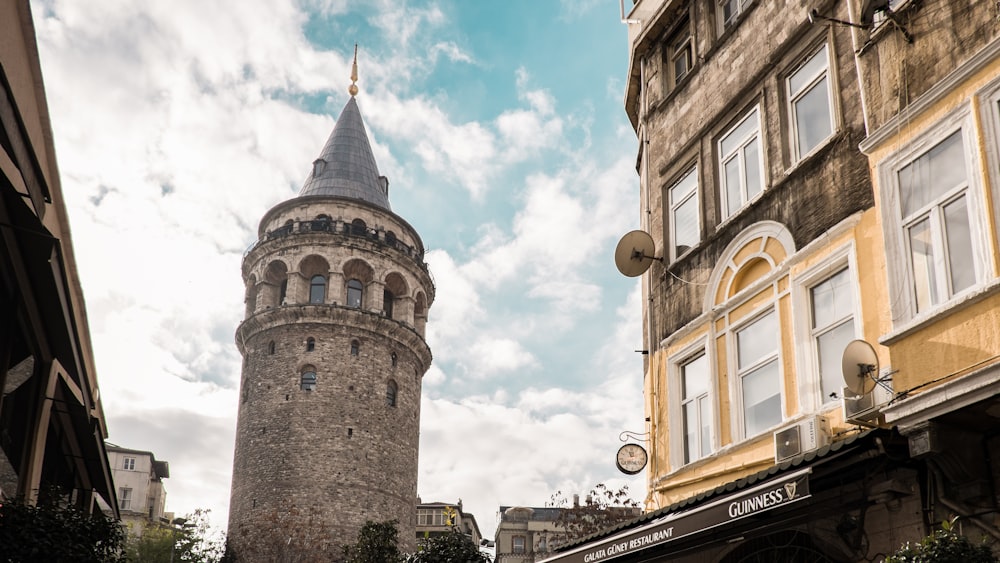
top-left (349, 44), bottom-right (359, 97)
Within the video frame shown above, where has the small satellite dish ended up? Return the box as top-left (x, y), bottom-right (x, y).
top-left (615, 230), bottom-right (658, 277)
top-left (842, 339), bottom-right (879, 396)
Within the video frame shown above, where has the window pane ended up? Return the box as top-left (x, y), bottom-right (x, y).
top-left (908, 217), bottom-right (937, 313)
top-left (789, 47), bottom-right (828, 95)
top-left (810, 268), bottom-right (852, 329)
top-left (794, 76), bottom-right (832, 156)
top-left (310, 276), bottom-right (326, 304)
top-left (725, 157), bottom-right (742, 216)
top-left (737, 310), bottom-right (777, 368)
top-left (673, 195), bottom-right (699, 254)
top-left (898, 131), bottom-right (966, 217)
top-left (683, 402), bottom-right (698, 463)
top-left (744, 139), bottom-right (762, 199)
top-left (742, 360), bottom-right (782, 435)
top-left (698, 395), bottom-right (712, 457)
top-left (944, 195), bottom-right (974, 294)
top-left (721, 110), bottom-right (757, 157)
top-left (347, 280), bottom-right (363, 308)
top-left (682, 353), bottom-right (708, 398)
top-left (817, 320), bottom-right (854, 401)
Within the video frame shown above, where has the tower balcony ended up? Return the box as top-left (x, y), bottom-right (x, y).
top-left (243, 217), bottom-right (429, 274)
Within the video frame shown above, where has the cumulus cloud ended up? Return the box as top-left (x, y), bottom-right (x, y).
top-left (33, 0), bottom-right (642, 542)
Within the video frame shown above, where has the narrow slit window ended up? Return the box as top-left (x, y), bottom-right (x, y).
top-left (386, 380), bottom-right (398, 407)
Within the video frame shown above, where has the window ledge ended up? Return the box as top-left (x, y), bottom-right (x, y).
top-left (879, 279), bottom-right (1000, 346)
top-left (715, 187), bottom-right (769, 233)
top-left (780, 130), bottom-right (845, 180)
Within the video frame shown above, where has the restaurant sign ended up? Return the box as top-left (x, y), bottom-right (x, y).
top-left (542, 468), bottom-right (812, 563)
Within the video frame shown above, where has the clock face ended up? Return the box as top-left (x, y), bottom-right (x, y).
top-left (616, 444), bottom-right (648, 475)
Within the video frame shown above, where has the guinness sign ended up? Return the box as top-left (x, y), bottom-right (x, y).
top-left (541, 468), bottom-right (812, 563)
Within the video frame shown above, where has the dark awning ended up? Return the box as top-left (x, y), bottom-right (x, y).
top-left (544, 430), bottom-right (887, 563)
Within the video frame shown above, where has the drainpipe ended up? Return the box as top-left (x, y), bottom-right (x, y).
top-left (928, 459), bottom-right (1000, 542)
top-left (620, 0), bottom-right (641, 24)
top-left (845, 0), bottom-right (871, 135)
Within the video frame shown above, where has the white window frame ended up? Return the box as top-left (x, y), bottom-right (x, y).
top-left (877, 105), bottom-right (990, 328)
top-left (975, 76), bottom-right (1000, 270)
top-left (119, 487), bottom-right (132, 510)
top-left (668, 339), bottom-right (715, 468)
top-left (668, 166), bottom-right (700, 261)
top-left (666, 15), bottom-right (693, 90)
top-left (792, 244), bottom-right (861, 411)
top-left (718, 106), bottom-right (766, 220)
top-left (787, 43), bottom-right (837, 163)
top-left (512, 535), bottom-right (526, 554)
top-left (718, 0), bottom-right (753, 32)
top-left (122, 456), bottom-right (135, 471)
top-left (729, 307), bottom-right (784, 441)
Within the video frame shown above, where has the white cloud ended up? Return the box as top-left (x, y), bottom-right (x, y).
top-left (32, 0), bottom-right (644, 544)
top-left (466, 337), bottom-right (539, 378)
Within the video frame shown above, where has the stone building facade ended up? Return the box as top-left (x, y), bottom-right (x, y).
top-left (227, 71), bottom-right (433, 559)
top-left (547, 1), bottom-right (1000, 562)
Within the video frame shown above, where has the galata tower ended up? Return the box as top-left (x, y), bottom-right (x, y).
top-left (228, 52), bottom-right (433, 560)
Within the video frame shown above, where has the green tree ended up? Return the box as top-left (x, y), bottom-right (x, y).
top-left (124, 509), bottom-right (225, 562)
top-left (342, 520), bottom-right (404, 563)
top-left (887, 518), bottom-right (996, 563)
top-left (406, 528), bottom-right (489, 563)
top-left (0, 495), bottom-right (126, 562)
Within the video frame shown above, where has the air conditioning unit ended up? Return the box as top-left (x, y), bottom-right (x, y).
top-left (774, 416), bottom-right (829, 463)
top-left (843, 379), bottom-right (894, 425)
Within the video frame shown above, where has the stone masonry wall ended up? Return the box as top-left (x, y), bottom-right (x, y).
top-left (229, 196), bottom-right (432, 560)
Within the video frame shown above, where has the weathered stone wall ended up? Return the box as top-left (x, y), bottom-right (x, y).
top-left (229, 196), bottom-right (432, 560)
top-left (857, 1), bottom-right (1000, 133)
top-left (632, 0), bottom-right (873, 342)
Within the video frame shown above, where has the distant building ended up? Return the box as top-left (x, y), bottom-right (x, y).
top-left (0, 0), bottom-right (116, 516)
top-left (494, 506), bottom-right (568, 563)
top-left (415, 499), bottom-right (482, 547)
top-left (105, 444), bottom-right (170, 534)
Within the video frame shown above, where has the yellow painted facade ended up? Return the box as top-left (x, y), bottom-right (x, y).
top-left (645, 211), bottom-right (892, 509)
top-left (611, 2), bottom-right (1000, 559)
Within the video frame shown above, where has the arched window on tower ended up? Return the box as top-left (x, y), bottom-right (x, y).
top-left (310, 275), bottom-right (326, 304)
top-left (347, 279), bottom-right (363, 308)
top-left (279, 280), bottom-right (288, 305)
top-left (268, 341), bottom-right (276, 355)
top-left (391, 352), bottom-right (398, 368)
top-left (300, 368), bottom-right (317, 391)
top-left (351, 218), bottom-right (367, 236)
top-left (383, 289), bottom-right (394, 319)
top-left (386, 380), bottom-right (398, 407)
top-left (385, 231), bottom-right (397, 247)
top-left (350, 339), bottom-right (360, 357)
top-left (306, 337), bottom-right (315, 352)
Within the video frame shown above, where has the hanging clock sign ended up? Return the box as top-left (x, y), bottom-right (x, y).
top-left (616, 443), bottom-right (648, 475)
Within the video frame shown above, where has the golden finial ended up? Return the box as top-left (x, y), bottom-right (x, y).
top-left (349, 44), bottom-right (359, 97)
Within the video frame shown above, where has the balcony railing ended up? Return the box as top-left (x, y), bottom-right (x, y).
top-left (243, 218), bottom-right (426, 269)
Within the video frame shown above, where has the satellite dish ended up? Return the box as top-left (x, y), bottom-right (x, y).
top-left (615, 230), bottom-right (658, 277)
top-left (842, 339), bottom-right (879, 396)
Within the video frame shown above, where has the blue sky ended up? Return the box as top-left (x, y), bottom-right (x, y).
top-left (32, 0), bottom-right (644, 540)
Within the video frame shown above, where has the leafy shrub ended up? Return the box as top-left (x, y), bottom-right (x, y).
top-left (0, 496), bottom-right (126, 562)
top-left (887, 519), bottom-right (996, 563)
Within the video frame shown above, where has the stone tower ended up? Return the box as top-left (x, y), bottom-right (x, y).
top-left (228, 56), bottom-right (433, 559)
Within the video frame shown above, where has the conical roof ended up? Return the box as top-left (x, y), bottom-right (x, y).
top-left (298, 96), bottom-right (390, 210)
